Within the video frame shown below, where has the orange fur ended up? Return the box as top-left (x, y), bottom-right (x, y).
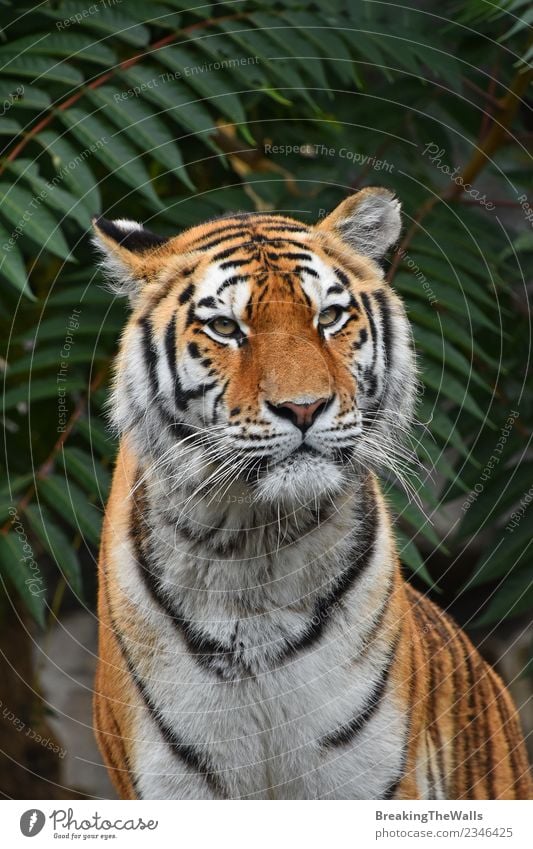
top-left (93, 200), bottom-right (532, 799)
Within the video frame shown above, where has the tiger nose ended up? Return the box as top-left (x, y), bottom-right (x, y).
top-left (267, 397), bottom-right (332, 433)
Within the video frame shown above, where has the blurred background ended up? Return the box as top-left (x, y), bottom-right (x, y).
top-left (0, 0), bottom-right (531, 798)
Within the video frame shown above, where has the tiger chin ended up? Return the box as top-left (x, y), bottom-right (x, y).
top-left (92, 188), bottom-right (532, 800)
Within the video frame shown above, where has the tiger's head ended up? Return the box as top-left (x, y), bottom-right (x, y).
top-left (93, 188), bottom-right (416, 507)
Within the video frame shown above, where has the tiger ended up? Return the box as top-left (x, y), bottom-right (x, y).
top-left (92, 187), bottom-right (532, 800)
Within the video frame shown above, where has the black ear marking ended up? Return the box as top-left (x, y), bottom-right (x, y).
top-left (92, 216), bottom-right (169, 253)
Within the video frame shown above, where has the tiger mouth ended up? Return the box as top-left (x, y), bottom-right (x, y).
top-left (241, 441), bottom-right (355, 481)
top-left (236, 442), bottom-right (320, 482)
top-left (292, 444), bottom-right (320, 457)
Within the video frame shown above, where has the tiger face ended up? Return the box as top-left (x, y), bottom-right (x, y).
top-left (93, 188), bottom-right (416, 506)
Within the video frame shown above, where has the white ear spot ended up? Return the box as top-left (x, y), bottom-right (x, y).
top-left (337, 194), bottom-right (401, 260)
top-left (110, 218), bottom-right (144, 233)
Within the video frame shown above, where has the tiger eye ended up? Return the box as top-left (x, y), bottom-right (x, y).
top-left (210, 316), bottom-right (240, 337)
top-left (318, 305), bottom-right (342, 327)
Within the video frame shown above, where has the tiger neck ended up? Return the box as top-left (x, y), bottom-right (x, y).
top-left (132, 455), bottom-right (396, 626)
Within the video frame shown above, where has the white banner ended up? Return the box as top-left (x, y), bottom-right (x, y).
top-left (3, 799), bottom-right (533, 848)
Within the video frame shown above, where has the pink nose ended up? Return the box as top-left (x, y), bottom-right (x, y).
top-left (267, 397), bottom-right (331, 433)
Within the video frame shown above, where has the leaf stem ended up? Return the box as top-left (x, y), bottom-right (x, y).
top-left (387, 64), bottom-right (532, 283)
top-left (0, 14), bottom-right (246, 174)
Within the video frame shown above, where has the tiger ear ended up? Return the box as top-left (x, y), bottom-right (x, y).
top-left (316, 187), bottom-right (401, 261)
top-left (91, 216), bottom-right (169, 299)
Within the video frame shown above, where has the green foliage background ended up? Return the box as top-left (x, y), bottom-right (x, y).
top-left (0, 0), bottom-right (531, 653)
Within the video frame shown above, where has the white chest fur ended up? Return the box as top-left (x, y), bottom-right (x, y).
top-left (110, 476), bottom-right (406, 799)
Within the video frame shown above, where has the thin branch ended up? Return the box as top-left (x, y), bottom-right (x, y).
top-left (459, 198), bottom-right (525, 207)
top-left (387, 195), bottom-right (440, 282)
top-left (0, 13), bottom-right (246, 174)
top-left (387, 64), bottom-right (533, 283)
top-left (462, 77), bottom-right (505, 110)
top-left (477, 62), bottom-right (499, 143)
top-left (446, 66), bottom-right (533, 200)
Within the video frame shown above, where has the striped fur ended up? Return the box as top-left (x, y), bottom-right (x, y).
top-left (93, 189), bottom-right (532, 799)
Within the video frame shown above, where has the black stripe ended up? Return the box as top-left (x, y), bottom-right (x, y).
top-left (360, 292), bottom-right (378, 370)
top-left (217, 274), bottom-right (248, 295)
top-left (297, 284), bottom-right (312, 310)
top-left (411, 598), bottom-right (446, 793)
top-left (143, 278), bottom-right (175, 313)
top-left (276, 486), bottom-right (378, 663)
top-left (185, 302), bottom-right (197, 328)
top-left (211, 245), bottom-right (257, 263)
top-left (173, 372), bottom-right (208, 411)
top-left (210, 215), bottom-right (303, 229)
top-left (354, 327), bottom-right (368, 350)
top-left (273, 252), bottom-right (313, 261)
top-left (174, 516), bottom-right (246, 558)
top-left (260, 237), bottom-right (311, 250)
top-left (334, 268), bottom-right (351, 289)
top-left (130, 482), bottom-right (248, 681)
top-left (195, 227), bottom-right (284, 254)
top-left (411, 599), bottom-right (443, 799)
top-left (359, 291), bottom-right (381, 406)
top-left (409, 592), bottom-right (457, 798)
top-left (456, 631), bottom-right (478, 799)
top-left (196, 233), bottom-right (249, 252)
top-left (211, 380), bottom-right (228, 424)
top-left (192, 214), bottom-right (302, 234)
top-left (295, 264), bottom-right (319, 278)
top-left (139, 317), bottom-right (158, 387)
top-left (156, 401), bottom-right (194, 443)
top-left (131, 478), bottom-right (376, 678)
top-left (102, 579), bottom-right (226, 798)
top-left (363, 367), bottom-right (378, 397)
top-left (470, 659), bottom-right (496, 799)
top-left (487, 670), bottom-right (525, 797)
top-left (259, 224), bottom-right (308, 233)
top-left (219, 258), bottom-right (250, 270)
top-left (321, 630), bottom-right (401, 749)
top-left (373, 289), bottom-right (393, 369)
top-left (172, 499), bottom-right (335, 561)
top-left (382, 774), bottom-right (402, 799)
top-left (432, 604), bottom-right (466, 799)
top-left (381, 634), bottom-right (415, 799)
top-left (328, 313), bottom-right (359, 338)
top-left (190, 223), bottom-right (251, 247)
top-left (198, 296), bottom-right (217, 309)
top-left (174, 372), bottom-right (189, 412)
top-left (381, 732), bottom-right (409, 797)
top-left (426, 746), bottom-right (438, 799)
top-left (164, 313), bottom-right (177, 379)
top-left (179, 283), bottom-right (195, 304)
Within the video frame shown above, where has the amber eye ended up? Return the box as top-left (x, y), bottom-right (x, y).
top-left (208, 316), bottom-right (241, 338)
top-left (318, 305), bottom-right (343, 327)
